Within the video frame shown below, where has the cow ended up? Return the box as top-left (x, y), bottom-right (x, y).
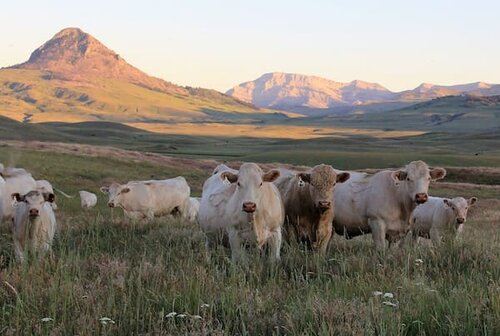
top-left (36, 180), bottom-right (59, 210)
top-left (198, 163), bottom-right (284, 262)
top-left (0, 167), bottom-right (36, 223)
top-left (409, 196), bottom-right (477, 246)
top-left (184, 197), bottom-right (200, 223)
top-left (79, 190), bottom-right (98, 209)
top-left (274, 164), bottom-right (350, 253)
top-left (11, 190), bottom-right (57, 262)
top-left (100, 177), bottom-right (190, 220)
top-left (333, 161), bottom-right (446, 249)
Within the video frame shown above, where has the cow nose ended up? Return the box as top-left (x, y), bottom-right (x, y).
top-left (29, 208), bottom-right (39, 216)
top-left (318, 201), bottom-right (331, 209)
top-left (415, 193), bottom-right (428, 204)
top-left (108, 202), bottom-right (115, 208)
top-left (456, 218), bottom-right (465, 224)
top-left (242, 202), bottom-right (257, 213)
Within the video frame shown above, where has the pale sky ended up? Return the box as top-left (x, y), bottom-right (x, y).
top-left (1, 0), bottom-right (498, 92)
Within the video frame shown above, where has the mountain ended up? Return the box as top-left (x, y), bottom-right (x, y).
top-left (227, 72), bottom-right (500, 111)
top-left (0, 27), bottom-right (268, 124)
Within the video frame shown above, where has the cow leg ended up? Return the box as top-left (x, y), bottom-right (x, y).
top-left (429, 228), bottom-right (442, 247)
top-left (368, 218), bottom-right (387, 250)
top-left (13, 238), bottom-right (25, 263)
top-left (268, 229), bottom-right (282, 262)
top-left (227, 228), bottom-right (244, 263)
top-left (314, 219), bottom-right (332, 254)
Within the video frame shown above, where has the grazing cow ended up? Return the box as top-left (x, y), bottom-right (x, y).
top-left (409, 196), bottom-right (477, 245)
top-left (274, 164), bottom-right (350, 253)
top-left (79, 190), bottom-right (98, 209)
top-left (198, 163), bottom-right (284, 262)
top-left (36, 180), bottom-right (59, 210)
top-left (184, 197), bottom-right (200, 223)
top-left (100, 177), bottom-right (190, 220)
top-left (0, 167), bottom-right (36, 223)
top-left (333, 161), bottom-right (446, 249)
top-left (11, 190), bottom-right (57, 262)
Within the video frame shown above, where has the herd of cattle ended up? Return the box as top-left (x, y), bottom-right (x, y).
top-left (0, 160), bottom-right (478, 263)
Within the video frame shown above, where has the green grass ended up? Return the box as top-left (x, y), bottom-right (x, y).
top-left (0, 146), bottom-right (499, 335)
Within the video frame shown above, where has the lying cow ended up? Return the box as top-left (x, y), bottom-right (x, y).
top-left (0, 167), bottom-right (36, 223)
top-left (274, 164), bottom-right (350, 253)
top-left (79, 190), bottom-right (98, 209)
top-left (185, 197), bottom-right (200, 223)
top-left (11, 190), bottom-right (57, 262)
top-left (36, 180), bottom-right (58, 210)
top-left (100, 177), bottom-right (190, 220)
top-left (409, 196), bottom-right (477, 245)
top-left (198, 163), bottom-right (284, 262)
top-left (333, 160), bottom-right (446, 249)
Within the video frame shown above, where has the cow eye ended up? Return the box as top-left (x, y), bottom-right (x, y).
top-left (237, 182), bottom-right (241, 187)
top-left (406, 177), bottom-right (411, 181)
top-left (259, 182), bottom-right (263, 187)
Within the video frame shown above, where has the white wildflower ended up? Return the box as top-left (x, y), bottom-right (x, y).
top-left (373, 291), bottom-right (383, 296)
top-left (415, 258), bottom-right (424, 265)
top-left (99, 317), bottom-right (115, 325)
top-left (177, 314), bottom-right (187, 318)
top-left (192, 315), bottom-right (203, 320)
top-left (166, 312), bottom-right (177, 318)
top-left (41, 317), bottom-right (53, 323)
top-left (200, 303), bottom-right (210, 308)
top-left (383, 292), bottom-right (394, 299)
top-left (382, 301), bottom-right (398, 308)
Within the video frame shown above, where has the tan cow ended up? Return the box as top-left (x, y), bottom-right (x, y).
top-left (274, 164), bottom-right (350, 253)
top-left (198, 163), bottom-right (284, 262)
top-left (409, 196), bottom-right (477, 245)
top-left (0, 167), bottom-right (36, 223)
top-left (333, 161), bottom-right (446, 249)
top-left (100, 177), bottom-right (190, 220)
top-left (11, 190), bottom-right (57, 262)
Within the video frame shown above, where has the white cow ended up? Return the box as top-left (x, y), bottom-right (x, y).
top-left (198, 163), bottom-right (284, 262)
top-left (333, 161), bottom-right (446, 249)
top-left (184, 197), bottom-right (200, 223)
top-left (0, 167), bottom-right (36, 223)
top-left (36, 180), bottom-right (58, 210)
top-left (409, 196), bottom-right (477, 245)
top-left (11, 190), bottom-right (57, 262)
top-left (100, 177), bottom-right (190, 220)
top-left (79, 190), bottom-right (98, 209)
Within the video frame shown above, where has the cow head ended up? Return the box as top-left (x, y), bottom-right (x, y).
top-left (297, 164), bottom-right (350, 212)
top-left (391, 161), bottom-right (446, 204)
top-left (100, 183), bottom-right (130, 208)
top-left (11, 190), bottom-right (55, 218)
top-left (443, 197), bottom-right (477, 226)
top-left (221, 163), bottom-right (280, 214)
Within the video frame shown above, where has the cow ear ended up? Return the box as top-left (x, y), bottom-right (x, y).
top-left (221, 172), bottom-right (238, 183)
top-left (468, 197), bottom-right (478, 206)
top-left (11, 193), bottom-right (23, 202)
top-left (430, 167), bottom-right (446, 181)
top-left (100, 186), bottom-right (109, 194)
top-left (121, 187), bottom-right (130, 194)
top-left (297, 172), bottom-right (311, 184)
top-left (336, 172), bottom-right (350, 183)
top-left (263, 169), bottom-right (280, 182)
top-left (43, 193), bottom-right (56, 203)
top-left (443, 199), bottom-right (452, 207)
top-left (391, 170), bottom-right (407, 184)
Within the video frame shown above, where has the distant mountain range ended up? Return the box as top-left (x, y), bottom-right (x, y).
top-left (227, 72), bottom-right (500, 111)
top-left (0, 28), bottom-right (267, 123)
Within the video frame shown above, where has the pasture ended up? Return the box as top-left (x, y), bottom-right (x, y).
top-left (0, 144), bottom-right (499, 335)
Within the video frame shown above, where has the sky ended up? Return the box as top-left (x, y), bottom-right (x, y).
top-left (1, 0), bottom-right (499, 92)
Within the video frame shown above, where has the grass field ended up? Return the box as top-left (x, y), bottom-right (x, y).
top-left (0, 144), bottom-right (498, 335)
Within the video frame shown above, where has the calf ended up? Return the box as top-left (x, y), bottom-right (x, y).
top-left (11, 190), bottom-right (57, 262)
top-left (274, 164), bottom-right (350, 253)
top-left (409, 196), bottom-right (477, 245)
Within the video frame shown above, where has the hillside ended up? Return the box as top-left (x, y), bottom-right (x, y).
top-left (227, 72), bottom-right (500, 112)
top-left (0, 28), bottom-right (268, 123)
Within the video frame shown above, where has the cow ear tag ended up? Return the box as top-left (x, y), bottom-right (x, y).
top-left (298, 177), bottom-right (305, 187)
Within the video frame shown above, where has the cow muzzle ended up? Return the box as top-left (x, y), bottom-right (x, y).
top-left (318, 200), bottom-right (331, 210)
top-left (242, 202), bottom-right (257, 213)
top-left (415, 193), bottom-right (428, 204)
top-left (108, 202), bottom-right (115, 208)
top-left (456, 218), bottom-right (465, 224)
top-left (29, 208), bottom-right (39, 217)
